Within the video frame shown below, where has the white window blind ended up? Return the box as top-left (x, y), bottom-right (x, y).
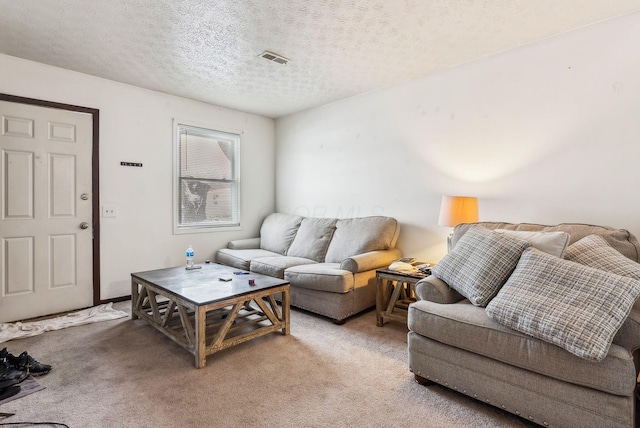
top-left (174, 122), bottom-right (240, 232)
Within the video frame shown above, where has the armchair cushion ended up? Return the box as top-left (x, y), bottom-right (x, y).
top-left (487, 247), bottom-right (640, 362)
top-left (431, 225), bottom-right (530, 307)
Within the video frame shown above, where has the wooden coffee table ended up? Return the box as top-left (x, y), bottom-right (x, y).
top-left (131, 263), bottom-right (290, 368)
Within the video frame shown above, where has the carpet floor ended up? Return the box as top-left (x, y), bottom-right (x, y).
top-left (0, 301), bottom-right (535, 427)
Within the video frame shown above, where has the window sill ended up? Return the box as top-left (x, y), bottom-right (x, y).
top-left (173, 224), bottom-right (242, 235)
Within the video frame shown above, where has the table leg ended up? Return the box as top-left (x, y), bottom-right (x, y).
top-left (376, 277), bottom-right (387, 327)
top-left (195, 306), bottom-right (207, 368)
top-left (385, 279), bottom-right (404, 315)
top-left (131, 279), bottom-right (139, 320)
top-left (282, 288), bottom-right (290, 335)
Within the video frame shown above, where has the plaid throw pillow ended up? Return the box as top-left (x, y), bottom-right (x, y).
top-left (565, 234), bottom-right (640, 280)
top-left (487, 247), bottom-right (640, 361)
top-left (432, 225), bottom-right (530, 307)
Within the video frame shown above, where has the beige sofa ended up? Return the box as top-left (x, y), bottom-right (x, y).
top-left (216, 213), bottom-right (401, 323)
top-left (408, 222), bottom-right (640, 428)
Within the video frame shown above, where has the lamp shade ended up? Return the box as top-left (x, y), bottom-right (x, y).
top-left (438, 196), bottom-right (478, 227)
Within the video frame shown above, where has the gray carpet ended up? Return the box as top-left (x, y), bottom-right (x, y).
top-left (0, 301), bottom-right (534, 427)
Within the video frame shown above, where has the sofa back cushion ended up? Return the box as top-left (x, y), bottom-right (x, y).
top-left (259, 213), bottom-right (303, 255)
top-left (324, 216), bottom-right (399, 263)
top-left (286, 217), bottom-right (337, 262)
top-left (494, 229), bottom-right (570, 258)
top-left (452, 222), bottom-right (640, 262)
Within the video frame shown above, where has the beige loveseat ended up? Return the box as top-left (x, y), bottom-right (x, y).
top-left (216, 213), bottom-right (401, 323)
top-left (408, 222), bottom-right (640, 428)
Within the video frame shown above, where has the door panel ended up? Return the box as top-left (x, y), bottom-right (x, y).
top-left (3, 150), bottom-right (34, 218)
top-left (49, 153), bottom-right (76, 217)
top-left (3, 236), bottom-right (34, 295)
top-left (0, 101), bottom-right (93, 322)
top-left (2, 115), bottom-right (34, 138)
top-left (50, 234), bottom-right (76, 288)
top-left (48, 122), bottom-right (76, 143)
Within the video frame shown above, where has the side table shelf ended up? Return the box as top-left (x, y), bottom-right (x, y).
top-left (375, 269), bottom-right (428, 326)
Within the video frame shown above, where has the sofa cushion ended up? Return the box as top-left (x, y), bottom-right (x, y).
top-left (259, 213), bottom-right (303, 255)
top-left (495, 229), bottom-right (570, 258)
top-left (215, 248), bottom-right (282, 271)
top-left (284, 263), bottom-right (354, 293)
top-left (250, 256), bottom-right (316, 279)
top-left (408, 300), bottom-right (635, 395)
top-left (565, 234), bottom-right (640, 280)
top-left (408, 299), bottom-right (636, 396)
top-left (487, 247), bottom-right (640, 362)
top-left (286, 217), bottom-right (337, 262)
top-left (431, 225), bottom-right (530, 307)
top-left (325, 216), bottom-right (398, 263)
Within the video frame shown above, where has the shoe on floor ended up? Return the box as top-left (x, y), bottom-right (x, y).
top-left (0, 348), bottom-right (51, 377)
top-left (0, 377), bottom-right (20, 390)
top-left (0, 359), bottom-right (27, 384)
top-left (0, 385), bottom-right (21, 401)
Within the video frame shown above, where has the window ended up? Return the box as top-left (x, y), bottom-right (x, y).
top-left (173, 121), bottom-right (240, 233)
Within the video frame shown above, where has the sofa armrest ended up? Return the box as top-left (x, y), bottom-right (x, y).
top-left (227, 237), bottom-right (261, 250)
top-left (340, 248), bottom-right (402, 273)
top-left (613, 299), bottom-right (640, 355)
top-left (414, 276), bottom-right (465, 304)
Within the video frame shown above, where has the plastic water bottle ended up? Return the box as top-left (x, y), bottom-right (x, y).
top-left (186, 245), bottom-right (194, 269)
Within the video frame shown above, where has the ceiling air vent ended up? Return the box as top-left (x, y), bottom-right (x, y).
top-left (259, 51), bottom-right (289, 65)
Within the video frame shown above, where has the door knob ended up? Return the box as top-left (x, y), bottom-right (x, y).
top-left (80, 193), bottom-right (90, 200)
top-left (80, 222), bottom-right (90, 229)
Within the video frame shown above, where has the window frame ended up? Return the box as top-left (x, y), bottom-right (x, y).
top-left (172, 119), bottom-right (242, 234)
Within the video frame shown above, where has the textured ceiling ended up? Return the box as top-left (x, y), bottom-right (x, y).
top-left (1, 1), bottom-right (640, 118)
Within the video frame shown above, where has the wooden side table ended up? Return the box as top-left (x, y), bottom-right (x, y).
top-left (376, 269), bottom-right (428, 326)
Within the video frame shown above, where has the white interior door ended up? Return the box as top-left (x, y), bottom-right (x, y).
top-left (0, 101), bottom-right (93, 322)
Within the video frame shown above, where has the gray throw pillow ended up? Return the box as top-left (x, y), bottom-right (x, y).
top-left (564, 234), bottom-right (640, 280)
top-left (431, 225), bottom-right (530, 307)
top-left (487, 247), bottom-right (640, 362)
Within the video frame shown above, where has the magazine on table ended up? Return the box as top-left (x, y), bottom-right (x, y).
top-left (388, 259), bottom-right (434, 276)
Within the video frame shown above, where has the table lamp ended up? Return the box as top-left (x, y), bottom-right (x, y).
top-left (438, 195), bottom-right (478, 250)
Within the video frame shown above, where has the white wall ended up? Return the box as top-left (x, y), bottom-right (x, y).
top-left (276, 11), bottom-right (640, 263)
top-left (0, 54), bottom-right (276, 299)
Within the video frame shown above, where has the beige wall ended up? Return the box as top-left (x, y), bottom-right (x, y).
top-left (275, 11), bottom-right (640, 263)
top-left (3, 9), bottom-right (640, 298)
top-left (0, 54), bottom-right (276, 299)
